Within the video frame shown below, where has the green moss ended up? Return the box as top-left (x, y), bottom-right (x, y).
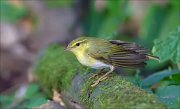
top-left (81, 74), bottom-right (167, 109)
top-left (34, 44), bottom-right (167, 108)
top-left (34, 44), bottom-right (86, 97)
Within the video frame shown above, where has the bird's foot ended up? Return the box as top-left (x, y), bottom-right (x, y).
top-left (89, 68), bottom-right (104, 79)
top-left (90, 66), bottom-right (114, 87)
top-left (90, 76), bottom-right (107, 87)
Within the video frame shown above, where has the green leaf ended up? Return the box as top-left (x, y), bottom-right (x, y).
top-left (0, 95), bottom-right (14, 109)
top-left (82, 0), bottom-right (105, 36)
top-left (98, 0), bottom-right (128, 39)
top-left (156, 85), bottom-right (180, 108)
top-left (26, 95), bottom-right (47, 108)
top-left (25, 84), bottom-right (39, 99)
top-left (152, 27), bottom-right (180, 63)
top-left (0, 1), bottom-right (27, 22)
top-left (139, 4), bottom-right (170, 48)
top-left (45, 0), bottom-right (73, 7)
top-left (141, 70), bottom-right (180, 87)
top-left (125, 72), bottom-right (142, 87)
top-left (83, 0), bottom-right (128, 38)
top-left (172, 73), bottom-right (180, 84)
top-left (158, 3), bottom-right (180, 40)
top-left (171, 97), bottom-right (180, 109)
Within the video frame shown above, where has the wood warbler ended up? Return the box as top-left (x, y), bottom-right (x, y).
top-left (66, 37), bottom-right (159, 87)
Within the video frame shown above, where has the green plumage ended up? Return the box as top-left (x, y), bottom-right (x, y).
top-left (83, 37), bottom-right (158, 68)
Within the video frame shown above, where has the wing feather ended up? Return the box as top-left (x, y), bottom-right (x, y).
top-left (110, 40), bottom-right (148, 54)
top-left (109, 40), bottom-right (148, 68)
top-left (87, 39), bottom-right (151, 68)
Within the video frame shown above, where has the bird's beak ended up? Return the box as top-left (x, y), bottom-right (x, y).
top-left (65, 47), bottom-right (71, 51)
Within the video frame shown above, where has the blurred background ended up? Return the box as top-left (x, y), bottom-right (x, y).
top-left (0, 0), bottom-right (180, 108)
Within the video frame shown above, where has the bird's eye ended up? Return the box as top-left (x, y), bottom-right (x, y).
top-left (76, 43), bottom-right (80, 46)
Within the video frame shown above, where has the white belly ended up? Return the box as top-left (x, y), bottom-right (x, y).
top-left (88, 60), bottom-right (111, 69)
top-left (77, 55), bottom-right (111, 69)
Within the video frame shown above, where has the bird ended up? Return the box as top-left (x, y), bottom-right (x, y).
top-left (66, 37), bottom-right (159, 87)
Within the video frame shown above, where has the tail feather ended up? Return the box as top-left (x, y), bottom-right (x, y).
top-left (146, 55), bottom-right (160, 61)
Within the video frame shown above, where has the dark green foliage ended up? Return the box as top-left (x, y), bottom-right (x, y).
top-left (0, 0), bottom-right (27, 22)
top-left (137, 2), bottom-right (180, 71)
top-left (0, 84), bottom-right (47, 109)
top-left (0, 95), bottom-right (14, 109)
top-left (156, 85), bottom-right (180, 108)
top-left (97, 0), bottom-right (128, 38)
top-left (141, 69), bottom-right (180, 108)
top-left (139, 4), bottom-right (170, 48)
top-left (45, 0), bottom-right (73, 8)
top-left (141, 70), bottom-right (180, 88)
top-left (83, 0), bottom-right (128, 39)
top-left (158, 0), bottom-right (180, 39)
top-left (34, 44), bottom-right (86, 97)
top-left (23, 84), bottom-right (47, 108)
top-left (152, 27), bottom-right (180, 63)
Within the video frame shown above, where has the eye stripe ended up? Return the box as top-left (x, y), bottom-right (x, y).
top-left (72, 39), bottom-right (87, 47)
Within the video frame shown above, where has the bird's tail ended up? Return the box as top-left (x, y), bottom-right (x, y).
top-left (146, 55), bottom-right (160, 61)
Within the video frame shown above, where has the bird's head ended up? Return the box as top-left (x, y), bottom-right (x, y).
top-left (66, 37), bottom-right (89, 54)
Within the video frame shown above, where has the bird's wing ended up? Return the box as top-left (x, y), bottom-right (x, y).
top-left (109, 40), bottom-right (148, 68)
top-left (87, 44), bottom-right (111, 65)
top-left (110, 40), bottom-right (148, 54)
top-left (87, 40), bottom-right (153, 68)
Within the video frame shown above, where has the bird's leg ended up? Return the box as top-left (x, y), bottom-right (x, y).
top-left (91, 66), bottom-right (114, 87)
top-left (89, 68), bottom-right (105, 79)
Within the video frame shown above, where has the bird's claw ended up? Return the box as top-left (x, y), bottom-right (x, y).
top-left (90, 76), bottom-right (107, 87)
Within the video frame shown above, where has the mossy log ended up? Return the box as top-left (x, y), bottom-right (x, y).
top-left (34, 44), bottom-right (167, 109)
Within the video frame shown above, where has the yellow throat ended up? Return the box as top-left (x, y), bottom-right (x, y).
top-left (70, 43), bottom-right (111, 69)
